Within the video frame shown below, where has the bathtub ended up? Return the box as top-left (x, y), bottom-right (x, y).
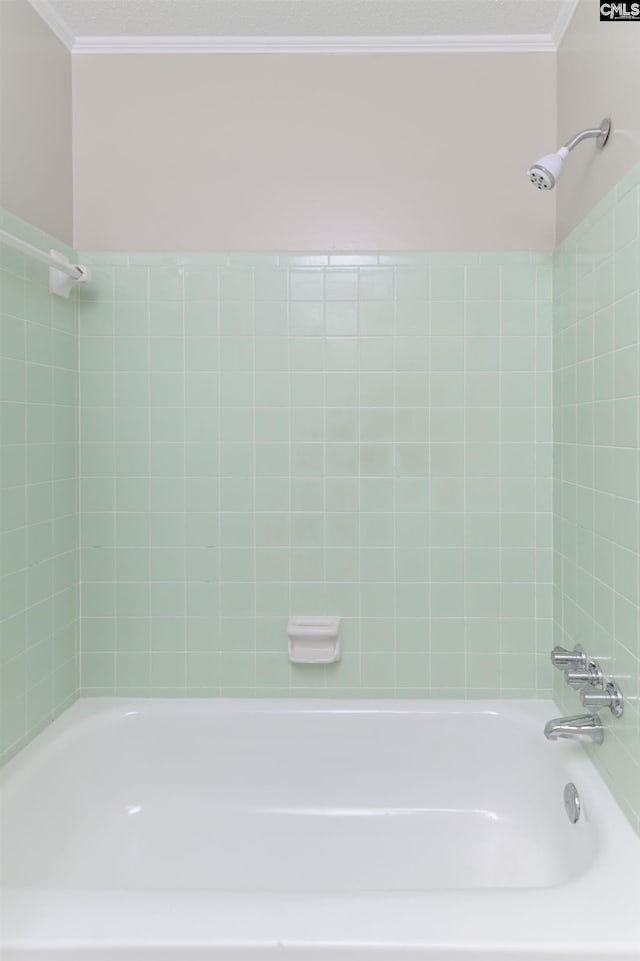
top-left (1, 699), bottom-right (639, 960)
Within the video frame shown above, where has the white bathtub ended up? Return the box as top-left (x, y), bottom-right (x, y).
top-left (1, 698), bottom-right (639, 960)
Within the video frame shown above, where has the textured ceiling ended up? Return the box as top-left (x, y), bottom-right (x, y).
top-left (40, 0), bottom-right (577, 39)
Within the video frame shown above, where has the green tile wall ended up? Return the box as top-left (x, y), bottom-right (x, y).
top-left (0, 209), bottom-right (79, 764)
top-left (553, 164), bottom-right (640, 833)
top-left (78, 251), bottom-right (553, 698)
top-left (4, 191), bottom-right (638, 837)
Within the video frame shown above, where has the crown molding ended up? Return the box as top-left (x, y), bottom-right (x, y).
top-left (26, 0), bottom-right (568, 54)
top-left (27, 0), bottom-right (76, 50)
top-left (551, 0), bottom-right (581, 49)
top-left (72, 34), bottom-right (557, 54)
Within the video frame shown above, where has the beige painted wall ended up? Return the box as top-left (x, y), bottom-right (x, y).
top-left (557, 0), bottom-right (640, 243)
top-left (0, 0), bottom-right (73, 243)
top-left (73, 52), bottom-right (556, 251)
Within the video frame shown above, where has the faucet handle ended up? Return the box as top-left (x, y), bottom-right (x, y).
top-left (564, 658), bottom-right (603, 689)
top-left (551, 645), bottom-right (587, 670)
top-left (580, 681), bottom-right (624, 718)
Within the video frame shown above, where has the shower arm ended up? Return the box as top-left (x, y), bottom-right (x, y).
top-left (562, 118), bottom-right (611, 153)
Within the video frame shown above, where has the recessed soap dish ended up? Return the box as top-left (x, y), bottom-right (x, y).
top-left (287, 617), bottom-right (342, 664)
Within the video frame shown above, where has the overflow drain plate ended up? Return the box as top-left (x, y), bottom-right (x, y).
top-left (564, 782), bottom-right (581, 823)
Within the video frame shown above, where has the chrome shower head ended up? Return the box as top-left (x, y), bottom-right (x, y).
top-left (528, 118), bottom-right (611, 191)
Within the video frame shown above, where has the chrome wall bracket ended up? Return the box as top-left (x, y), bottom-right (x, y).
top-left (562, 117), bottom-right (611, 152)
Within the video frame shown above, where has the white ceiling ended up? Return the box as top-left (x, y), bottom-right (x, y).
top-left (29, 0), bottom-right (580, 52)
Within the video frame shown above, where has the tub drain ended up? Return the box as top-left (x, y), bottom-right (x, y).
top-left (564, 782), bottom-right (580, 823)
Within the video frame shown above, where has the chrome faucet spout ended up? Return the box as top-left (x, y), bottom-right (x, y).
top-left (544, 713), bottom-right (604, 745)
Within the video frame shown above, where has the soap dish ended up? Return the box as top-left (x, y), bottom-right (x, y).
top-left (287, 617), bottom-right (342, 664)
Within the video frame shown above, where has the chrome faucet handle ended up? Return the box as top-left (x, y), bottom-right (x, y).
top-left (551, 645), bottom-right (587, 670)
top-left (564, 658), bottom-right (603, 689)
top-left (580, 681), bottom-right (624, 718)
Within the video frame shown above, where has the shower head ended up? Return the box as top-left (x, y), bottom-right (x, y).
top-left (528, 148), bottom-right (569, 190)
top-left (527, 118), bottom-right (611, 191)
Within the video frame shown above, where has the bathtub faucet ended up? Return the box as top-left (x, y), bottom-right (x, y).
top-left (544, 713), bottom-right (604, 745)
